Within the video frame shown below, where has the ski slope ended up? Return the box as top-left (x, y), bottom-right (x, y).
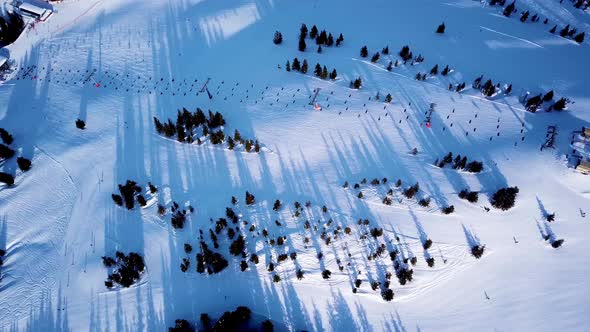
top-left (1, 0), bottom-right (589, 331)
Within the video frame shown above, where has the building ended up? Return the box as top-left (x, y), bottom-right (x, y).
top-left (583, 127), bottom-right (590, 138)
top-left (18, 2), bottom-right (53, 22)
top-left (576, 160), bottom-right (590, 175)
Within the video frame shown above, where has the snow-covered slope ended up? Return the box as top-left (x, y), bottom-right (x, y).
top-left (1, 0), bottom-right (589, 331)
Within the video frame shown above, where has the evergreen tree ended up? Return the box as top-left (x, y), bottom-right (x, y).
top-left (430, 64), bottom-right (439, 75)
top-left (503, 1), bottom-right (516, 17)
top-left (560, 24), bottom-right (570, 37)
top-left (317, 45), bottom-right (322, 53)
top-left (286, 61), bottom-right (291, 72)
top-left (301, 59), bottom-right (308, 73)
top-left (360, 46), bottom-right (368, 57)
top-left (300, 23), bottom-right (308, 39)
top-left (16, 157), bottom-right (31, 172)
top-left (382, 46), bottom-right (389, 54)
top-left (574, 32), bottom-right (585, 43)
top-left (371, 52), bottom-right (380, 62)
top-left (385, 94), bottom-right (392, 103)
top-left (326, 33), bottom-right (334, 46)
top-left (336, 33), bottom-right (344, 46)
top-left (387, 61), bottom-right (393, 71)
top-left (0, 128), bottom-right (13, 145)
top-left (0, 143), bottom-right (15, 159)
top-left (353, 77), bottom-right (362, 89)
top-left (298, 36), bottom-right (306, 52)
top-left (273, 31), bottom-right (283, 45)
top-left (310, 25), bottom-right (318, 39)
top-left (549, 25), bottom-right (557, 33)
top-left (0, 172), bottom-right (14, 186)
top-left (520, 11), bottom-right (529, 22)
top-left (76, 119), bottom-right (85, 129)
top-left (436, 22), bottom-right (445, 33)
top-left (543, 90), bottom-right (554, 102)
top-left (505, 84), bottom-right (512, 95)
top-left (319, 30), bottom-right (328, 44)
top-left (321, 66), bottom-right (328, 79)
top-left (292, 58), bottom-right (301, 71)
top-left (314, 63), bottom-right (322, 77)
top-left (329, 69), bottom-right (337, 80)
top-left (553, 97), bottom-right (568, 111)
top-left (441, 65), bottom-right (450, 76)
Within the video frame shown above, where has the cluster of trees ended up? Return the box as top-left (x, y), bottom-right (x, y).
top-left (399, 45), bottom-right (424, 65)
top-left (491, 186), bottom-right (519, 210)
top-left (153, 108), bottom-right (225, 144)
top-left (297, 23), bottom-right (344, 52)
top-left (0, 128), bottom-right (32, 181)
top-left (285, 58), bottom-right (337, 80)
top-left (0, 11), bottom-right (25, 47)
top-left (496, 0), bottom-right (585, 43)
top-left (170, 306), bottom-right (274, 332)
top-left (196, 241), bottom-right (229, 274)
top-left (350, 77), bottom-right (362, 89)
top-left (112, 180), bottom-right (146, 209)
top-left (154, 109), bottom-right (261, 152)
top-left (102, 251), bottom-right (145, 288)
top-left (459, 189), bottom-right (479, 203)
top-left (524, 90), bottom-right (569, 112)
top-left (435, 152), bottom-right (484, 173)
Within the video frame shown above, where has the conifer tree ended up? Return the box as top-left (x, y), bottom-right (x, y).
top-left (329, 69), bottom-right (337, 80)
top-left (543, 90), bottom-right (554, 102)
top-left (360, 46), bottom-right (368, 57)
top-left (301, 59), bottom-right (308, 73)
top-left (310, 25), bottom-right (318, 39)
top-left (336, 33), bottom-right (344, 46)
top-left (286, 61), bottom-right (291, 72)
top-left (321, 66), bottom-right (328, 79)
top-left (385, 94), bottom-right (392, 103)
top-left (436, 22), bottom-right (445, 33)
top-left (574, 32), bottom-right (585, 43)
top-left (382, 46), bottom-right (389, 54)
top-left (273, 31), bottom-right (283, 45)
top-left (549, 25), bottom-right (557, 33)
top-left (326, 33), bottom-right (334, 46)
top-left (314, 63), bottom-right (322, 77)
top-left (441, 65), bottom-right (450, 76)
top-left (560, 24), bottom-right (570, 37)
top-left (292, 58), bottom-right (301, 71)
top-left (300, 23), bottom-right (308, 39)
top-left (520, 11), bottom-right (529, 22)
top-left (503, 1), bottom-right (516, 17)
top-left (430, 64), bottom-right (438, 75)
top-left (387, 61), bottom-right (393, 71)
top-left (298, 36), bottom-right (306, 52)
top-left (371, 52), bottom-right (380, 62)
top-left (317, 45), bottom-right (322, 53)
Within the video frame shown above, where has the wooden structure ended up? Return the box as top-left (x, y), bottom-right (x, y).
top-left (576, 160), bottom-right (590, 174)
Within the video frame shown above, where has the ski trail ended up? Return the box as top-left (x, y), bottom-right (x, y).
top-left (479, 26), bottom-right (544, 49)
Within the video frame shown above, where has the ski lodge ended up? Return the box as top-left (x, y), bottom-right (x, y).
top-left (18, 2), bottom-right (53, 22)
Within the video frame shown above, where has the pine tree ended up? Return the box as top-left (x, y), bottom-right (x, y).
top-left (505, 84), bottom-right (512, 95)
top-left (292, 58), bottom-right (301, 71)
top-left (300, 23), bottom-right (308, 39)
top-left (326, 33), bottom-right (334, 46)
top-left (560, 24), bottom-right (570, 37)
top-left (430, 64), bottom-right (438, 75)
top-left (0, 128), bottom-right (13, 145)
top-left (310, 25), bottom-right (318, 39)
top-left (298, 36), bottom-right (306, 52)
top-left (549, 25), bottom-right (557, 33)
top-left (317, 45), bottom-right (322, 53)
top-left (371, 52), bottom-right (380, 62)
top-left (301, 59), bottom-right (308, 73)
top-left (385, 94), bottom-right (392, 103)
top-left (16, 157), bottom-right (31, 171)
top-left (360, 46), bottom-right (368, 57)
top-left (543, 90), bottom-right (554, 102)
top-left (441, 65), bottom-right (450, 76)
top-left (503, 1), bottom-right (516, 17)
top-left (273, 31), bottom-right (283, 44)
top-left (436, 22), bottom-right (445, 33)
top-left (353, 77), bottom-right (362, 89)
top-left (314, 63), bottom-right (322, 77)
top-left (574, 32), bottom-right (585, 43)
top-left (329, 69), bottom-right (337, 80)
top-left (520, 11), bottom-right (529, 22)
top-left (286, 61), bottom-right (291, 72)
top-left (387, 61), bottom-right (393, 71)
top-left (382, 46), bottom-right (389, 54)
top-left (321, 66), bottom-right (328, 79)
top-left (319, 30), bottom-right (328, 44)
top-left (336, 33), bottom-right (344, 46)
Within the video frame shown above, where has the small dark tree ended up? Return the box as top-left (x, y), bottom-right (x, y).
top-left (301, 59), bottom-right (308, 73)
top-left (0, 128), bottom-right (13, 145)
top-left (549, 25), bottom-right (557, 34)
top-left (360, 46), bottom-right (368, 57)
top-left (0, 144), bottom-right (15, 159)
top-left (273, 31), bottom-right (283, 45)
top-left (329, 68), bottom-right (337, 80)
top-left (503, 1), bottom-right (516, 17)
top-left (430, 64), bottom-right (438, 75)
top-left (574, 32), bottom-right (585, 43)
top-left (76, 119), bottom-right (85, 129)
top-left (371, 52), bottom-right (380, 63)
top-left (310, 25), bottom-right (318, 39)
top-left (298, 36), bottom-right (306, 52)
top-left (300, 23), bottom-right (308, 39)
top-left (292, 58), bottom-right (301, 71)
top-left (436, 22), bottom-right (445, 33)
top-left (0, 172), bottom-right (14, 186)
